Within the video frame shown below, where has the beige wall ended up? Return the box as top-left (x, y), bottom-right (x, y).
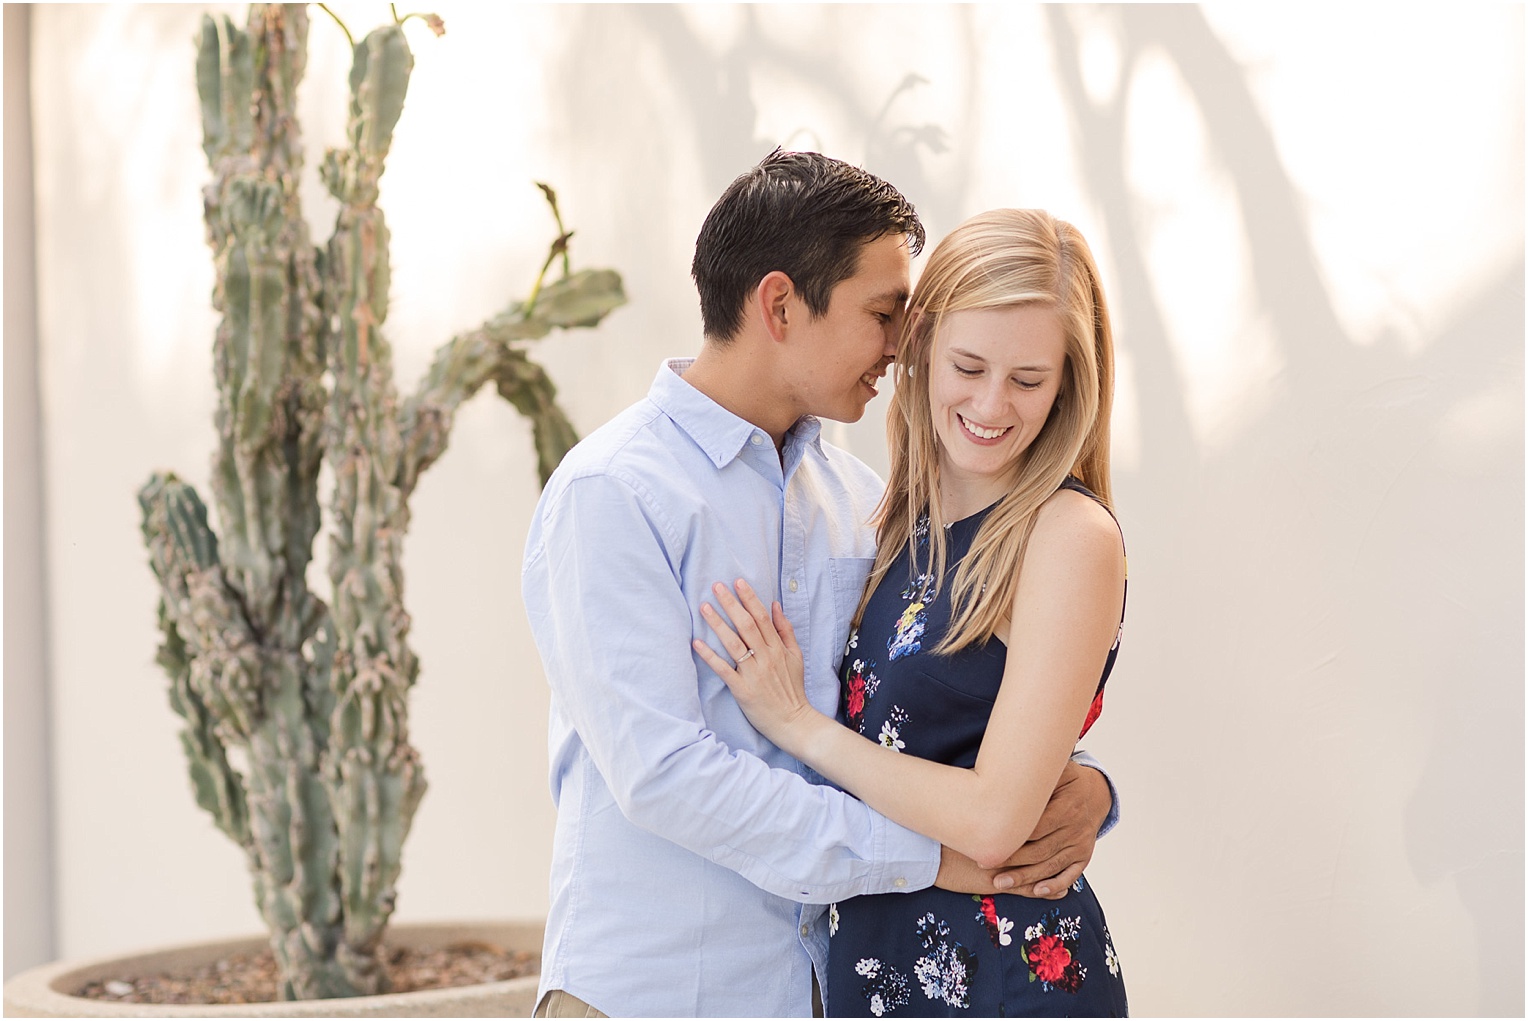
top-left (11, 4), bottom-right (1522, 1015)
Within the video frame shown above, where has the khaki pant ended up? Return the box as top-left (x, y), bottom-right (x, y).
top-left (534, 989), bottom-right (608, 1018)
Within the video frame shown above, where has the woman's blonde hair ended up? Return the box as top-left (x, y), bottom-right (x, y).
top-left (861, 209), bottom-right (1116, 654)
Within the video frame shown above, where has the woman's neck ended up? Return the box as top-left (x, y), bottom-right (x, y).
top-left (937, 464), bottom-right (1020, 523)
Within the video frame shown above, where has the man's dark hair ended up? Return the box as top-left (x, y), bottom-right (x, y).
top-left (691, 149), bottom-right (925, 341)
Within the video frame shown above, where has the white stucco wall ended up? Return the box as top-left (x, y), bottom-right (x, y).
top-left (15, 4), bottom-right (1522, 1015)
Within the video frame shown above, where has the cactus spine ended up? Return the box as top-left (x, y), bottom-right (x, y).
top-left (139, 4), bottom-right (624, 1000)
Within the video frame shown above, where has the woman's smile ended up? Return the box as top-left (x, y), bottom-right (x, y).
top-left (928, 304), bottom-right (1066, 514)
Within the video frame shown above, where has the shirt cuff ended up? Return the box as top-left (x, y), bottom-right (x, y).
top-left (868, 818), bottom-right (942, 895)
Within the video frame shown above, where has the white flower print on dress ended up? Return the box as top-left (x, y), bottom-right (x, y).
top-left (854, 958), bottom-right (910, 1017)
top-left (878, 705), bottom-right (910, 752)
top-left (912, 912), bottom-right (978, 1009)
top-left (900, 569), bottom-right (935, 601)
top-left (829, 903), bottom-right (840, 936)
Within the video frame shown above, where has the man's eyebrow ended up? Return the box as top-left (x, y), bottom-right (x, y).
top-left (867, 288), bottom-right (910, 306)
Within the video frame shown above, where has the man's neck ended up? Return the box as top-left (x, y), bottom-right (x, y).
top-left (682, 339), bottom-right (799, 450)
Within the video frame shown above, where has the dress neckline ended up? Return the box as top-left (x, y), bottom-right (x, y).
top-left (942, 497), bottom-right (1003, 531)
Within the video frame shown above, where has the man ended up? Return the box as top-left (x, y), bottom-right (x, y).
top-left (522, 151), bottom-right (1117, 1018)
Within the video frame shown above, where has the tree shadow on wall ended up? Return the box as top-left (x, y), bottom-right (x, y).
top-left (541, 6), bottom-right (1521, 1011)
top-left (608, 4), bottom-right (976, 230)
top-left (1046, 5), bottom-right (1522, 1014)
top-left (547, 4), bottom-right (977, 214)
top-left (547, 4), bottom-right (979, 476)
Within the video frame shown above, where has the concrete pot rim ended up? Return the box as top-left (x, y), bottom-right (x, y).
top-left (3, 919), bottom-right (543, 1018)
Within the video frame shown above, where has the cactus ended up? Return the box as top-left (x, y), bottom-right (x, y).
top-left (138, 4), bottom-right (624, 1000)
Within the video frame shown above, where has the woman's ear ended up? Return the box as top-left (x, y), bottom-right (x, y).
top-left (904, 307), bottom-right (929, 376)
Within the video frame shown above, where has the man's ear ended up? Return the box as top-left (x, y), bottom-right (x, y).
top-left (754, 271), bottom-right (794, 343)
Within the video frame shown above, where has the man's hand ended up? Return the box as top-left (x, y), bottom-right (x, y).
top-left (933, 760), bottom-right (1112, 897)
top-left (995, 759), bottom-right (1112, 899)
top-left (933, 844), bottom-right (1013, 895)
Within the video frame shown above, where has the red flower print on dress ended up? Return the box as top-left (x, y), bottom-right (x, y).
top-left (972, 895), bottom-right (1014, 947)
top-left (1079, 688), bottom-right (1104, 738)
top-left (844, 665), bottom-right (867, 732)
top-left (1027, 935), bottom-right (1071, 983)
top-left (1021, 909), bottom-right (1090, 993)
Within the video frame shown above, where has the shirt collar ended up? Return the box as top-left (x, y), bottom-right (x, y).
top-left (648, 358), bottom-right (825, 469)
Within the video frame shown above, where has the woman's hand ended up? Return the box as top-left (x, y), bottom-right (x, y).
top-left (694, 579), bottom-right (822, 751)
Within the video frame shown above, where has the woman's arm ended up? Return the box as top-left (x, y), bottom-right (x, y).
top-left (696, 489), bottom-right (1125, 870)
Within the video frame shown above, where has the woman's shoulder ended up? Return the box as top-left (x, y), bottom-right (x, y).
top-left (1031, 481), bottom-right (1124, 563)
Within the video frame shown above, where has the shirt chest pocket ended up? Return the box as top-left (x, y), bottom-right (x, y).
top-left (827, 556), bottom-right (874, 654)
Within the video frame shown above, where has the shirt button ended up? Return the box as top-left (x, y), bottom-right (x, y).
top-left (751, 433), bottom-right (764, 446)
top-left (893, 877), bottom-right (908, 888)
top-left (800, 924), bottom-right (810, 938)
top-left (788, 579), bottom-right (799, 592)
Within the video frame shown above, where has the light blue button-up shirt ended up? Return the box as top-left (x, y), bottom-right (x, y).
top-left (523, 359), bottom-right (1118, 1017)
top-left (523, 359), bottom-right (940, 1017)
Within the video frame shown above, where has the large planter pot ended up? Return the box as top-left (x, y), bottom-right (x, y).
top-left (3, 920), bottom-right (543, 1018)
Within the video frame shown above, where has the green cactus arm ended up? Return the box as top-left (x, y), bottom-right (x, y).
top-left (142, 471), bottom-right (355, 998)
top-left (494, 348), bottom-right (582, 489)
top-left (139, 474), bottom-right (255, 839)
top-left (520, 267), bottom-right (627, 331)
top-left (319, 19), bottom-right (427, 983)
top-left (201, 3), bottom-right (326, 640)
top-left (139, 475), bottom-right (266, 732)
top-left (196, 14), bottom-right (253, 166)
top-left (347, 24), bottom-right (411, 162)
top-left (195, 15), bottom-right (229, 162)
top-left (159, 597), bottom-right (252, 848)
top-left (244, 650), bottom-right (353, 1000)
top-left (395, 266), bottom-right (626, 494)
top-left (330, 714), bottom-right (425, 973)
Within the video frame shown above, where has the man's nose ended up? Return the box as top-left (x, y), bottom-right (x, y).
top-left (882, 312), bottom-right (904, 358)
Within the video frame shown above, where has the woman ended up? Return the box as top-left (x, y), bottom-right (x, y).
top-left (695, 209), bottom-right (1129, 1017)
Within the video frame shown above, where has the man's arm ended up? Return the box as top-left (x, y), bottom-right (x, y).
top-left (934, 758), bottom-right (1116, 899)
top-left (525, 470), bottom-right (939, 904)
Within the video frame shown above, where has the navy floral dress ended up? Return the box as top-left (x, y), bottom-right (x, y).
top-left (826, 478), bottom-right (1128, 1018)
